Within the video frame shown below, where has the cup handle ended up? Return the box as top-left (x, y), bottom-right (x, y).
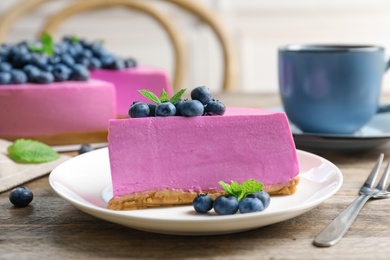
top-left (386, 55), bottom-right (390, 71)
top-left (379, 56), bottom-right (390, 113)
top-left (378, 104), bottom-right (390, 113)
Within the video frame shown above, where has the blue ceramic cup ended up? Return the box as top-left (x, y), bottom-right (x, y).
top-left (278, 44), bottom-right (390, 134)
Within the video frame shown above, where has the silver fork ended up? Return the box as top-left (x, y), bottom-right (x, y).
top-left (313, 153), bottom-right (390, 247)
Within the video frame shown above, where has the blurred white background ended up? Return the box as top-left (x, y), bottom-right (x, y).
top-left (2, 0), bottom-right (390, 94)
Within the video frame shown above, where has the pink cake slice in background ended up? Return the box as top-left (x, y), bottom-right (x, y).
top-left (107, 107), bottom-right (300, 210)
top-left (91, 66), bottom-right (172, 117)
top-left (0, 79), bottom-right (116, 145)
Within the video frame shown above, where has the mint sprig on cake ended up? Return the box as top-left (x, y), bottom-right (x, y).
top-left (28, 32), bottom-right (55, 56)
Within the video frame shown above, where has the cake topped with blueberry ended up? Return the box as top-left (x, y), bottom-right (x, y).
top-left (107, 87), bottom-right (300, 210)
top-left (0, 33), bottom-right (172, 144)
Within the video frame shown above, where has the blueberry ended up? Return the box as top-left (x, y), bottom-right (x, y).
top-left (78, 144), bottom-right (94, 154)
top-left (48, 55), bottom-right (61, 65)
top-left (0, 72), bottom-right (11, 84)
top-left (0, 62), bottom-right (12, 72)
top-left (205, 99), bottom-right (226, 116)
top-left (191, 86), bottom-right (213, 105)
top-left (239, 195), bottom-right (264, 214)
top-left (56, 42), bottom-right (70, 55)
top-left (129, 102), bottom-right (150, 118)
top-left (10, 69), bottom-right (27, 84)
top-left (12, 52), bottom-right (32, 69)
top-left (148, 104), bottom-right (156, 117)
top-left (41, 63), bottom-right (54, 72)
top-left (213, 195), bottom-right (239, 215)
top-left (174, 99), bottom-right (186, 116)
top-left (124, 58), bottom-right (137, 68)
top-left (178, 100), bottom-right (204, 117)
top-left (155, 102), bottom-right (176, 116)
top-left (76, 56), bottom-right (90, 67)
top-left (35, 71), bottom-right (54, 84)
top-left (67, 43), bottom-right (84, 58)
top-left (100, 55), bottom-right (116, 69)
top-left (108, 58), bottom-right (125, 70)
top-left (23, 64), bottom-right (41, 82)
top-left (9, 187), bottom-right (33, 207)
top-left (0, 45), bottom-right (10, 57)
top-left (87, 57), bottom-right (102, 70)
top-left (52, 64), bottom-right (72, 82)
top-left (90, 43), bottom-right (109, 58)
top-left (9, 45), bottom-right (28, 57)
top-left (60, 54), bottom-right (76, 67)
top-left (193, 194), bottom-right (214, 213)
top-left (70, 64), bottom-right (89, 81)
top-left (253, 191), bottom-right (271, 209)
top-left (30, 54), bottom-right (48, 70)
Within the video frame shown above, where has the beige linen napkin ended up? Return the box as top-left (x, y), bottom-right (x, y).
top-left (0, 139), bottom-right (70, 193)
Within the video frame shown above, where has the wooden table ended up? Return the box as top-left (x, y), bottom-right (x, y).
top-left (1, 94), bottom-right (390, 259)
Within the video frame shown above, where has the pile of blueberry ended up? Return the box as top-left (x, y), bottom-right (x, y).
top-left (193, 191), bottom-right (271, 215)
top-left (129, 86), bottom-right (226, 117)
top-left (0, 35), bottom-right (137, 85)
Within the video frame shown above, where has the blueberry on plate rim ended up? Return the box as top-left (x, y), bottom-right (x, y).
top-left (193, 194), bottom-right (214, 213)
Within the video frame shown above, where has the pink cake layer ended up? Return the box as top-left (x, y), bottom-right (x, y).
top-left (108, 107), bottom-right (300, 198)
top-left (0, 79), bottom-right (116, 136)
top-left (91, 66), bottom-right (172, 117)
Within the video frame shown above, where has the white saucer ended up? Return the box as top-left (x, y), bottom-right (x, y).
top-left (49, 148), bottom-right (342, 236)
top-left (273, 108), bottom-right (390, 152)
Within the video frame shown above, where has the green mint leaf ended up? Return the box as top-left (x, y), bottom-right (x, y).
top-left (139, 89), bottom-right (161, 104)
top-left (160, 89), bottom-right (169, 102)
top-left (29, 33), bottom-right (54, 56)
top-left (169, 88), bottom-right (186, 105)
top-left (230, 181), bottom-right (242, 198)
top-left (218, 181), bottom-right (233, 195)
top-left (219, 179), bottom-right (264, 201)
top-left (27, 44), bottom-right (44, 53)
top-left (7, 139), bottom-right (60, 164)
top-left (218, 181), bottom-right (241, 198)
top-left (41, 32), bottom-right (54, 56)
top-left (71, 35), bottom-right (79, 43)
top-left (240, 179), bottom-right (264, 200)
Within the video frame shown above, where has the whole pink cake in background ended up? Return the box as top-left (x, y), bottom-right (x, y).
top-left (91, 66), bottom-right (172, 117)
top-left (0, 36), bottom-right (173, 145)
top-left (0, 79), bottom-right (116, 145)
top-left (107, 107), bottom-right (300, 210)
top-left (0, 67), bottom-right (172, 145)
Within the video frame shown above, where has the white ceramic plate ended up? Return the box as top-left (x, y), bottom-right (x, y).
top-left (49, 148), bottom-right (343, 236)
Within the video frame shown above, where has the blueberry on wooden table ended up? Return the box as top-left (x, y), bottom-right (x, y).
top-left (9, 187), bottom-right (33, 207)
top-left (78, 144), bottom-right (94, 154)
